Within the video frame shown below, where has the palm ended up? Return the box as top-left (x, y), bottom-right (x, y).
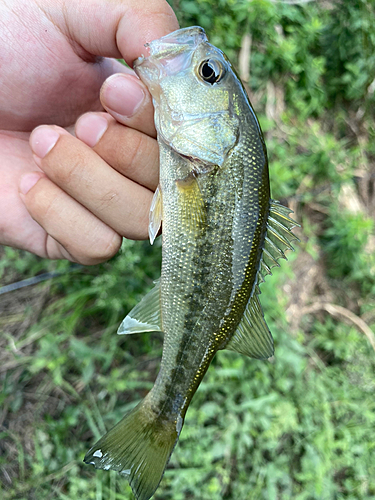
top-left (0, 2), bottom-right (116, 255)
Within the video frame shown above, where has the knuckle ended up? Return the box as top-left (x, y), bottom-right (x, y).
top-left (97, 189), bottom-right (120, 212)
top-left (121, 129), bottom-right (145, 176)
top-left (82, 231), bottom-right (122, 264)
top-left (100, 232), bottom-right (122, 260)
top-left (26, 178), bottom-right (60, 224)
top-left (52, 150), bottom-right (86, 186)
top-left (45, 235), bottom-right (76, 262)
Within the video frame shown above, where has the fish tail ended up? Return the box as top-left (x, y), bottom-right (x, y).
top-left (84, 398), bottom-right (182, 500)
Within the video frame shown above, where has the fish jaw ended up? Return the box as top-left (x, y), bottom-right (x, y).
top-left (133, 26), bottom-right (207, 91)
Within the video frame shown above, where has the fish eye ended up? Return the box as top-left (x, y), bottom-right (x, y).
top-left (198, 59), bottom-right (225, 85)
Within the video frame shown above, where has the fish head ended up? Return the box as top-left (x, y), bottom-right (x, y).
top-left (134, 27), bottom-right (242, 167)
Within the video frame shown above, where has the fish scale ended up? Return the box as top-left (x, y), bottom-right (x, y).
top-left (84, 26), bottom-right (298, 500)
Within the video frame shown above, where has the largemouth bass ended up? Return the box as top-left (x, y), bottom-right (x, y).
top-left (84, 26), bottom-right (298, 500)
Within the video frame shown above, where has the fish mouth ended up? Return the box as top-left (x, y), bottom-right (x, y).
top-left (134, 26), bottom-right (207, 64)
top-left (133, 26), bottom-right (208, 91)
top-left (142, 26), bottom-right (207, 58)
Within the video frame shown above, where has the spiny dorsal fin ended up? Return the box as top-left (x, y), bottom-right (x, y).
top-left (149, 186), bottom-right (162, 245)
top-left (257, 200), bottom-right (299, 289)
top-left (227, 201), bottom-right (298, 357)
top-left (118, 281), bottom-right (162, 335)
top-left (226, 294), bottom-right (274, 359)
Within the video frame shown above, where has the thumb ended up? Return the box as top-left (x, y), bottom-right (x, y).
top-left (43, 0), bottom-right (179, 65)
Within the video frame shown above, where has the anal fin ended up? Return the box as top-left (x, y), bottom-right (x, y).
top-left (226, 294), bottom-right (274, 359)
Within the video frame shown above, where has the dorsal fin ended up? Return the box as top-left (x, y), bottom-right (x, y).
top-left (255, 200), bottom-right (299, 294)
top-left (225, 294), bottom-right (273, 359)
top-left (226, 201), bottom-right (298, 358)
top-left (118, 281), bottom-right (162, 335)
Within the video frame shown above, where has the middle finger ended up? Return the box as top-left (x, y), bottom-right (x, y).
top-left (29, 125), bottom-right (153, 240)
top-left (75, 112), bottom-right (159, 191)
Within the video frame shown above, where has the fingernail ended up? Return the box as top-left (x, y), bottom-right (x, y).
top-left (102, 74), bottom-right (145, 118)
top-left (76, 113), bottom-right (109, 147)
top-left (30, 126), bottom-right (59, 158)
top-left (19, 172), bottom-right (42, 195)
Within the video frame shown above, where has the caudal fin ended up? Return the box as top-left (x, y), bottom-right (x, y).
top-left (84, 399), bottom-right (182, 500)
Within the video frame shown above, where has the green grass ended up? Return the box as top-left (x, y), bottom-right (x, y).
top-left (1, 1), bottom-right (375, 499)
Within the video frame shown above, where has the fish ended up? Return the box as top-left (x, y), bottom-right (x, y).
top-left (84, 26), bottom-right (298, 500)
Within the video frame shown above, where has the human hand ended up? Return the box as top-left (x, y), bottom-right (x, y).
top-left (0, 0), bottom-right (178, 263)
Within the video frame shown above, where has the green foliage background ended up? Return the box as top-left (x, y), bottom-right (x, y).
top-left (1, 1), bottom-right (375, 499)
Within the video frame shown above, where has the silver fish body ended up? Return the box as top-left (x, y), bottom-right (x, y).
top-left (84, 27), bottom-right (298, 500)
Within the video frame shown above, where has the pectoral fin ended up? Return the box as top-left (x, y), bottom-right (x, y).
top-left (149, 186), bottom-right (163, 245)
top-left (176, 173), bottom-right (206, 232)
top-left (118, 281), bottom-right (162, 335)
top-left (226, 294), bottom-right (274, 359)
